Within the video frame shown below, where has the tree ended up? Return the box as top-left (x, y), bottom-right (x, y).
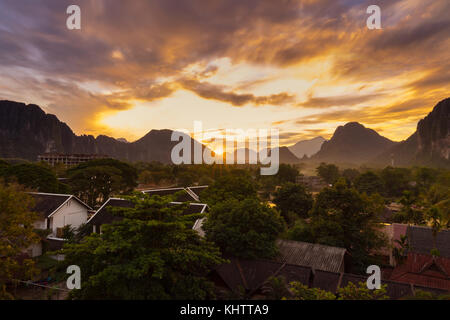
top-left (60, 194), bottom-right (224, 299)
top-left (201, 175), bottom-right (258, 206)
top-left (289, 282), bottom-right (336, 300)
top-left (394, 190), bottom-right (424, 225)
top-left (426, 206), bottom-right (443, 257)
top-left (308, 179), bottom-right (387, 272)
top-left (342, 168), bottom-right (360, 186)
top-left (392, 235), bottom-right (409, 266)
top-left (336, 281), bottom-right (389, 300)
top-left (67, 159), bottom-right (137, 207)
top-left (203, 198), bottom-right (284, 259)
top-left (380, 166), bottom-right (411, 198)
top-left (273, 183), bottom-right (313, 225)
top-left (355, 171), bottom-right (384, 195)
top-left (0, 183), bottom-right (40, 299)
top-left (1, 163), bottom-right (61, 193)
top-left (316, 163), bottom-right (340, 185)
top-left (276, 164), bottom-right (299, 184)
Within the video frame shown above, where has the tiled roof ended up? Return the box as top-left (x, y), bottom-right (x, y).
top-left (407, 225), bottom-right (450, 258)
top-left (275, 239), bottom-right (346, 273)
top-left (187, 186), bottom-right (208, 200)
top-left (390, 253), bottom-right (450, 291)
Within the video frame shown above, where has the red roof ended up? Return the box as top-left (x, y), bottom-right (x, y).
top-left (390, 253), bottom-right (450, 291)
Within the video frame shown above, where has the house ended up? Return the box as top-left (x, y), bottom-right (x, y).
top-left (141, 186), bottom-right (208, 202)
top-left (407, 225), bottom-right (450, 258)
top-left (389, 253), bottom-right (450, 291)
top-left (275, 239), bottom-right (348, 273)
top-left (87, 197), bottom-right (208, 233)
top-left (212, 256), bottom-right (448, 299)
top-left (27, 192), bottom-right (92, 257)
top-left (29, 192), bottom-right (92, 237)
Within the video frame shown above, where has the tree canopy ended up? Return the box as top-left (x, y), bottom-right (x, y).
top-left (60, 193), bottom-right (224, 299)
top-left (273, 183), bottom-right (313, 225)
top-left (203, 198), bottom-right (284, 259)
top-left (0, 183), bottom-right (40, 299)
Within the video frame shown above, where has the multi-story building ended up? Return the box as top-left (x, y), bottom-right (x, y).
top-left (37, 153), bottom-right (108, 167)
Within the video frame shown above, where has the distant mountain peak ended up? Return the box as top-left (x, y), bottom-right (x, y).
top-left (312, 122), bottom-right (396, 164)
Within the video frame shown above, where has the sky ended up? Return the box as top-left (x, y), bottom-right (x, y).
top-left (0, 0), bottom-right (448, 147)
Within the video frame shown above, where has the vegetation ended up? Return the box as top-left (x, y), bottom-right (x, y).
top-left (203, 198), bottom-right (284, 259)
top-left (273, 183), bottom-right (313, 225)
top-left (0, 183), bottom-right (40, 299)
top-left (67, 159), bottom-right (138, 207)
top-left (59, 193), bottom-right (224, 299)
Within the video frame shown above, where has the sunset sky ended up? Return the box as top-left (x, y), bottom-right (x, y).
top-left (0, 0), bottom-right (448, 146)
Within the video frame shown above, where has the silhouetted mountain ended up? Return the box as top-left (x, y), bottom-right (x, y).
top-left (377, 98), bottom-right (450, 167)
top-left (288, 136), bottom-right (326, 158)
top-left (0, 100), bottom-right (206, 163)
top-left (312, 122), bottom-right (397, 164)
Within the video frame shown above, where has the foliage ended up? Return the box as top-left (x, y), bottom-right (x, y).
top-left (60, 194), bottom-right (224, 300)
top-left (380, 166), bottom-right (411, 198)
top-left (355, 171), bottom-right (384, 195)
top-left (307, 179), bottom-right (387, 272)
top-left (342, 168), bottom-right (360, 186)
top-left (273, 183), bottom-right (313, 225)
top-left (392, 235), bottom-right (409, 266)
top-left (0, 183), bottom-right (40, 299)
top-left (201, 175), bottom-right (258, 206)
top-left (67, 158), bottom-right (137, 207)
top-left (289, 282), bottom-right (336, 300)
top-left (316, 163), bottom-right (340, 185)
top-left (0, 163), bottom-right (61, 193)
top-left (336, 281), bottom-right (389, 300)
top-left (203, 198), bottom-right (284, 259)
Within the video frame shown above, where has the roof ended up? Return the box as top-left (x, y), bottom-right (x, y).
top-left (215, 258), bottom-right (312, 294)
top-left (187, 186), bottom-right (208, 200)
top-left (407, 225), bottom-right (450, 258)
top-left (275, 239), bottom-right (347, 273)
top-left (390, 253), bottom-right (450, 291)
top-left (141, 187), bottom-right (199, 202)
top-left (28, 192), bottom-right (91, 218)
top-left (193, 217), bottom-right (206, 237)
top-left (214, 256), bottom-right (449, 299)
top-left (87, 197), bottom-right (208, 226)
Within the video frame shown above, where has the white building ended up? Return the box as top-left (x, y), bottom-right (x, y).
top-left (26, 193), bottom-right (92, 257)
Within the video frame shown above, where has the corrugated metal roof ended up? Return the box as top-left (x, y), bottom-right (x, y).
top-left (275, 239), bottom-right (346, 273)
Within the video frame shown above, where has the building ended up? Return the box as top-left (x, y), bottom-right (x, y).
top-left (37, 153), bottom-right (108, 167)
top-left (389, 253), bottom-right (450, 291)
top-left (275, 239), bottom-right (348, 273)
top-left (27, 192), bottom-right (92, 257)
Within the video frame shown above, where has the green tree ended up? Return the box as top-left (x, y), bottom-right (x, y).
top-left (67, 159), bottom-right (137, 207)
top-left (1, 163), bottom-right (60, 193)
top-left (289, 282), bottom-right (336, 300)
top-left (308, 179), bottom-right (387, 272)
top-left (380, 166), bottom-right (411, 197)
top-left (0, 183), bottom-right (40, 299)
top-left (336, 282), bottom-right (389, 300)
top-left (342, 168), bottom-right (360, 186)
top-left (316, 163), bottom-right (340, 185)
top-left (355, 171), bottom-right (384, 195)
top-left (201, 175), bottom-right (258, 206)
top-left (60, 194), bottom-right (224, 299)
top-left (276, 164), bottom-right (299, 184)
top-left (273, 183), bottom-right (313, 225)
top-left (203, 198), bottom-right (284, 259)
